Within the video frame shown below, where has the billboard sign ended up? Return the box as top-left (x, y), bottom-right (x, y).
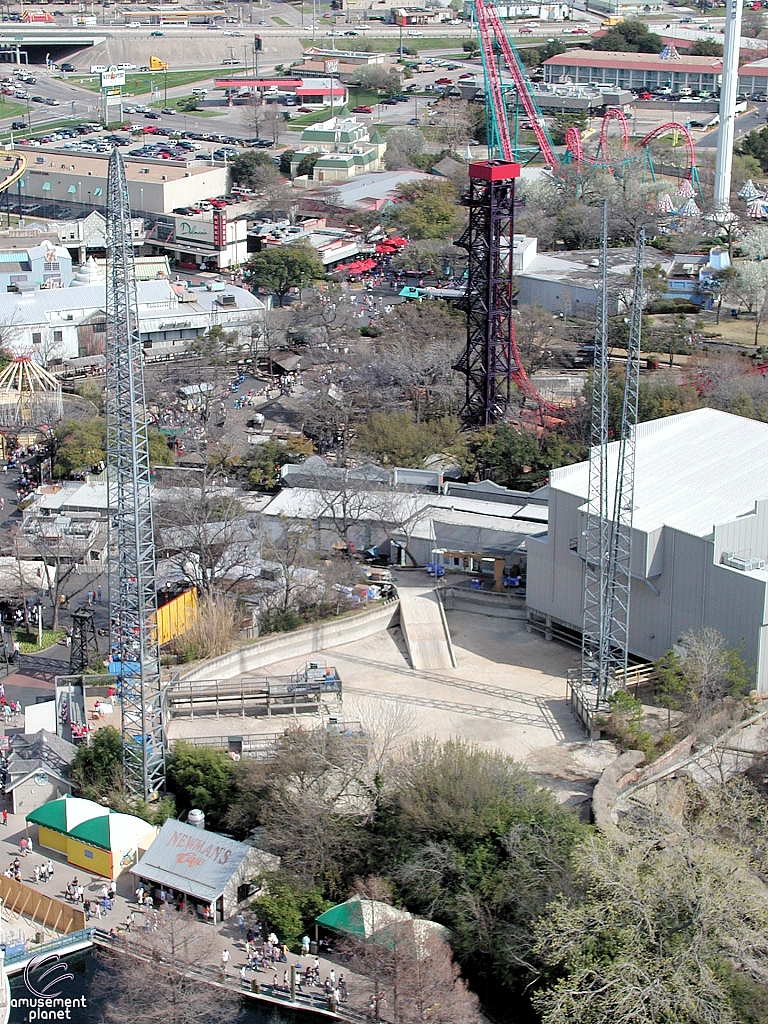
top-left (101, 65), bottom-right (125, 88)
top-left (173, 216), bottom-right (215, 245)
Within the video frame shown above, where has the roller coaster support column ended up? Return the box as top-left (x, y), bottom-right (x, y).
top-left (454, 160), bottom-right (521, 427)
top-left (714, 0), bottom-right (744, 211)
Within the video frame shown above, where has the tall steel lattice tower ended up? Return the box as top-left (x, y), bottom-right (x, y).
top-left (106, 149), bottom-right (165, 799)
top-left (581, 203), bottom-right (644, 708)
top-left (454, 160), bottom-right (521, 427)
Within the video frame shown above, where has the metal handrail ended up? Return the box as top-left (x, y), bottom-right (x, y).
top-left (3, 927), bottom-right (95, 966)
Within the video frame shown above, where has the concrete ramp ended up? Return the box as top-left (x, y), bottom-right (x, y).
top-left (398, 586), bottom-right (456, 672)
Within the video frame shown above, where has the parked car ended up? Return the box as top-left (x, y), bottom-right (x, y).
top-left (161, 107), bottom-right (176, 115)
top-left (352, 104), bottom-right (373, 113)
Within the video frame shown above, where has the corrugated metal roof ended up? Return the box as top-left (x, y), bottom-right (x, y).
top-left (550, 409), bottom-right (768, 538)
top-left (132, 819), bottom-right (254, 903)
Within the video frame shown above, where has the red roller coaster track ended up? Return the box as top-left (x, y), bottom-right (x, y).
top-left (599, 107), bottom-right (630, 157)
top-left (476, 0), bottom-right (558, 169)
top-left (472, 0), bottom-right (560, 416)
top-left (637, 121), bottom-right (697, 176)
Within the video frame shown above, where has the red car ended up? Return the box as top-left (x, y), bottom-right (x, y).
top-left (573, 26), bottom-right (588, 34)
top-left (352, 104), bottom-right (373, 113)
top-left (143, 125), bottom-right (159, 134)
top-left (518, 26), bottom-right (533, 33)
top-left (436, 77), bottom-right (453, 85)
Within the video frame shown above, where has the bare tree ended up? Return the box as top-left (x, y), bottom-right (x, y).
top-left (514, 305), bottom-right (555, 375)
top-left (252, 162), bottom-right (292, 220)
top-left (154, 469), bottom-right (255, 597)
top-left (25, 527), bottom-right (86, 630)
top-left (261, 104), bottom-right (284, 146)
top-left (99, 911), bottom-right (239, 1024)
top-left (255, 513), bottom-right (316, 613)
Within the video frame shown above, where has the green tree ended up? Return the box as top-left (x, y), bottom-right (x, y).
top-left (251, 875), bottom-right (331, 949)
top-left (229, 148), bottom-right (279, 188)
top-left (550, 112), bottom-right (587, 147)
top-left (295, 152), bottom-right (321, 179)
top-left (468, 424), bottom-right (539, 488)
top-left (534, 781), bottom-right (768, 1024)
top-left (354, 412), bottom-right (464, 468)
top-left (377, 741), bottom-right (585, 1016)
top-left (690, 38), bottom-right (723, 56)
top-left (279, 148), bottom-right (295, 175)
top-left (392, 180), bottom-right (465, 240)
top-left (148, 428), bottom-right (174, 468)
top-left (594, 18), bottom-right (663, 53)
top-left (176, 95), bottom-right (199, 112)
top-left (654, 649), bottom-right (689, 729)
top-left (241, 435), bottom-right (314, 490)
top-left (166, 741), bottom-right (237, 831)
top-left (246, 243), bottom-right (324, 305)
top-left (70, 725), bottom-right (124, 798)
top-left (53, 416), bottom-right (106, 478)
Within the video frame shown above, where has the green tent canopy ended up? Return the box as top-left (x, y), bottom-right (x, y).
top-left (316, 896), bottom-right (449, 953)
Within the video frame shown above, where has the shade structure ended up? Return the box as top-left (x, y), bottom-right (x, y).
top-left (316, 896), bottom-right (449, 956)
top-left (678, 197), bottom-right (701, 218)
top-left (0, 356), bottom-right (63, 428)
top-left (676, 178), bottom-right (696, 199)
top-left (655, 193), bottom-right (675, 214)
top-left (748, 198), bottom-right (768, 219)
top-left (27, 797), bottom-right (156, 879)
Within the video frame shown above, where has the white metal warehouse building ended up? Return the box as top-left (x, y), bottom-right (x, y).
top-left (526, 409), bottom-right (768, 692)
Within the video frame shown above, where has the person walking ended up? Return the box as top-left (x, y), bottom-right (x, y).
top-left (46, 858), bottom-right (53, 879)
top-left (2, 809), bottom-right (7, 826)
top-left (221, 949), bottom-right (230, 976)
top-left (237, 912), bottom-right (245, 935)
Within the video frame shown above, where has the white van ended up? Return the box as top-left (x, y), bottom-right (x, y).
top-left (192, 88), bottom-right (208, 96)
top-left (90, 65), bottom-right (107, 74)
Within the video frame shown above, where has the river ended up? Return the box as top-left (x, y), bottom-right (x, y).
top-left (8, 949), bottom-right (315, 1024)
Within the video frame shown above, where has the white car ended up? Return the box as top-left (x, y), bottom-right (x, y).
top-left (117, 63), bottom-right (137, 71)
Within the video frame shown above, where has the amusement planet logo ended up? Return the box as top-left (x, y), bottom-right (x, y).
top-left (9, 952), bottom-right (85, 1022)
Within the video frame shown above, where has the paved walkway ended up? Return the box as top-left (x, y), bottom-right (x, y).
top-left (0, 806), bottom-right (365, 1017)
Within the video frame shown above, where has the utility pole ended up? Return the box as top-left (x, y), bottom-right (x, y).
top-left (105, 149), bottom-right (165, 800)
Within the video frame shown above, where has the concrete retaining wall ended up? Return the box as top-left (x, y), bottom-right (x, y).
top-left (178, 600), bottom-right (400, 683)
top-left (443, 587), bottom-right (527, 619)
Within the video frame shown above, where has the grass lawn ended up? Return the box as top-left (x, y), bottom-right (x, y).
top-left (150, 96), bottom-right (226, 117)
top-left (701, 316), bottom-right (763, 348)
top-left (287, 107), bottom-right (338, 128)
top-left (16, 629), bottom-right (65, 653)
top-left (347, 87), bottom-right (384, 107)
top-left (74, 69), bottom-right (215, 95)
top-left (0, 99), bottom-right (31, 122)
top-left (301, 35), bottom-right (469, 53)
top-left (272, 16), bottom-right (291, 25)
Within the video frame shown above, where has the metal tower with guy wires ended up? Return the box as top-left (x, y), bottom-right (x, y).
top-left (581, 202), bottom-right (644, 708)
top-left (106, 149), bottom-right (165, 800)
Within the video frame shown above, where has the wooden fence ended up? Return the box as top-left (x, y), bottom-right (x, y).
top-left (0, 875), bottom-right (86, 935)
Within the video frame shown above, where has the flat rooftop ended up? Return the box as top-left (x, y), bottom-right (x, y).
top-left (551, 409), bottom-right (768, 539)
top-left (28, 152), bottom-right (215, 182)
top-left (519, 245), bottom-right (672, 289)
